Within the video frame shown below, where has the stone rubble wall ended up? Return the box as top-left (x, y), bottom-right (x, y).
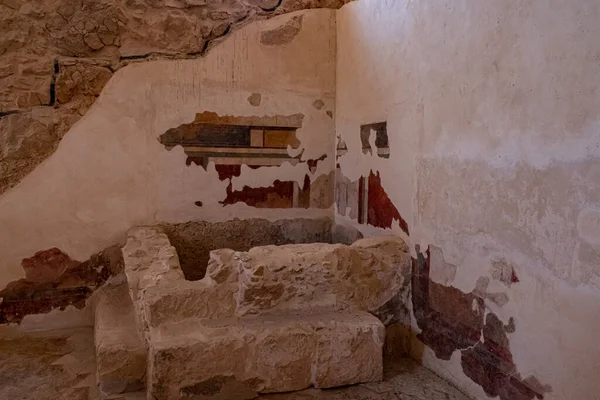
top-left (0, 0), bottom-right (354, 195)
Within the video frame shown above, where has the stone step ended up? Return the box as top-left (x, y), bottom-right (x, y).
top-left (146, 311), bottom-right (385, 400)
top-left (94, 283), bottom-right (147, 398)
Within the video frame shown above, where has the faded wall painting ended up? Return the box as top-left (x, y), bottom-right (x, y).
top-left (361, 122), bottom-right (389, 158)
top-left (160, 111), bottom-right (333, 210)
top-left (159, 112), bottom-right (303, 171)
top-left (335, 168), bottom-right (409, 234)
top-left (335, 121), bottom-right (407, 233)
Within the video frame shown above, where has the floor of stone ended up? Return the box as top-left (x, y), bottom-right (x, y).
top-left (257, 360), bottom-right (471, 400)
top-left (0, 328), bottom-right (471, 400)
top-left (0, 327), bottom-right (96, 400)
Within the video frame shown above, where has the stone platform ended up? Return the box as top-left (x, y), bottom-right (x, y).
top-left (93, 226), bottom-right (413, 400)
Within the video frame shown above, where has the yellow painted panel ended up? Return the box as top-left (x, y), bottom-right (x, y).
top-left (263, 130), bottom-right (300, 149)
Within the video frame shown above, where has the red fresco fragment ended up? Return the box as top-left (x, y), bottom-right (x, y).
top-left (214, 164), bottom-right (242, 181)
top-left (220, 175), bottom-right (311, 209)
top-left (21, 247), bottom-right (77, 283)
top-left (411, 247), bottom-right (550, 399)
top-left (0, 246), bottom-right (121, 324)
top-left (511, 270), bottom-right (520, 284)
top-left (367, 171), bottom-right (409, 235)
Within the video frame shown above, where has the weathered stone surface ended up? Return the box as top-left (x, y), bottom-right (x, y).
top-left (261, 15), bottom-right (304, 46)
top-left (0, 0), bottom-right (353, 195)
top-left (94, 284), bottom-right (146, 396)
top-left (122, 226), bottom-right (410, 327)
top-left (235, 236), bottom-right (411, 316)
top-left (257, 358), bottom-right (471, 400)
top-left (55, 60), bottom-right (113, 108)
top-left (148, 312), bottom-right (384, 399)
top-left (312, 314), bottom-right (384, 388)
top-left (0, 328), bottom-right (97, 400)
top-left (121, 226), bottom-right (185, 335)
top-left (122, 229), bottom-right (238, 332)
top-left (120, 226), bottom-right (406, 398)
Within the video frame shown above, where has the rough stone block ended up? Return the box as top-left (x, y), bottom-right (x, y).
top-left (147, 312), bottom-right (384, 400)
top-left (121, 226), bottom-right (185, 336)
top-left (235, 237), bottom-right (411, 316)
top-left (148, 320), bottom-right (250, 400)
top-left (95, 284), bottom-right (146, 397)
top-left (142, 280), bottom-right (237, 328)
top-left (313, 313), bottom-right (384, 388)
top-left (248, 320), bottom-right (317, 393)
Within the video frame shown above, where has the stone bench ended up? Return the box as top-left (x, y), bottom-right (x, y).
top-left (113, 226), bottom-right (411, 400)
top-left (148, 311), bottom-right (384, 399)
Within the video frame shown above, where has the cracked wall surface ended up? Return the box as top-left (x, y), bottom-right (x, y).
top-left (336, 1), bottom-right (600, 399)
top-left (0, 9), bottom-right (337, 291)
top-left (0, 0), bottom-right (351, 195)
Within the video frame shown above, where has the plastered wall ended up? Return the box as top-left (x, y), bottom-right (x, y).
top-left (0, 9), bottom-right (337, 291)
top-left (336, 1), bottom-right (600, 399)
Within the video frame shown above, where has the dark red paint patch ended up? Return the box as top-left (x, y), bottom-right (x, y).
top-left (511, 270), bottom-right (520, 284)
top-left (215, 165), bottom-right (242, 181)
top-left (0, 246), bottom-right (122, 325)
top-left (461, 313), bottom-right (547, 400)
top-left (411, 247), bottom-right (484, 359)
top-left (21, 248), bottom-right (78, 283)
top-left (220, 175), bottom-right (311, 209)
top-left (367, 171), bottom-right (409, 235)
top-left (411, 246), bottom-right (550, 399)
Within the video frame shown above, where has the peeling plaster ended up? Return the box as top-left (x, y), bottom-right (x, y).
top-left (337, 1), bottom-right (600, 398)
top-left (0, 9), bottom-right (337, 290)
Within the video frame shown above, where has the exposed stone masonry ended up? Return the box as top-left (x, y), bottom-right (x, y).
top-left (0, 0), bottom-right (353, 195)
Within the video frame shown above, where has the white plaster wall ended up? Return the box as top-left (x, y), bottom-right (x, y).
top-left (337, 0), bottom-right (600, 399)
top-left (0, 10), bottom-right (337, 290)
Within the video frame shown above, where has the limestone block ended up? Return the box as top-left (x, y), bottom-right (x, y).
top-left (121, 226), bottom-right (184, 334)
top-left (126, 248), bottom-right (238, 330)
top-left (234, 237), bottom-right (411, 316)
top-left (313, 313), bottom-right (384, 388)
top-left (351, 236), bottom-right (412, 312)
top-left (122, 227), bottom-right (410, 332)
top-left (247, 320), bottom-right (317, 393)
top-left (148, 320), bottom-right (251, 400)
top-left (95, 284), bottom-right (146, 397)
top-left (141, 280), bottom-right (237, 328)
top-left (147, 311), bottom-right (384, 400)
